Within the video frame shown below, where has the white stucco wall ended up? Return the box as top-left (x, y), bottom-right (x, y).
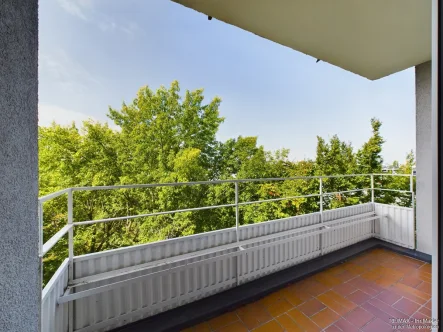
top-left (416, 61), bottom-right (432, 255)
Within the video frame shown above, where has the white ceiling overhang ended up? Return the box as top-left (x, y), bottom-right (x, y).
top-left (172, 0), bottom-right (431, 80)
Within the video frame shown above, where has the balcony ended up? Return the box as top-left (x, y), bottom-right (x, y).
top-left (40, 173), bottom-right (425, 332)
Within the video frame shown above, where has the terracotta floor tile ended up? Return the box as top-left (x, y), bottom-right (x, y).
top-left (393, 297), bottom-right (421, 316)
top-left (277, 288), bottom-right (304, 307)
top-left (333, 283), bottom-right (358, 297)
top-left (276, 313), bottom-right (303, 332)
top-left (361, 302), bottom-right (394, 324)
top-left (361, 317), bottom-right (393, 332)
top-left (251, 320), bottom-right (284, 332)
top-left (317, 291), bottom-right (356, 315)
top-left (375, 266), bottom-right (401, 276)
top-left (391, 262), bottom-right (417, 275)
top-left (328, 265), bottom-right (347, 275)
top-left (259, 292), bottom-right (285, 308)
top-left (344, 307), bottom-right (374, 328)
top-left (303, 279), bottom-right (330, 296)
top-left (374, 276), bottom-right (400, 289)
top-left (193, 322), bottom-right (212, 332)
top-left (418, 263), bottom-right (432, 274)
top-left (418, 306), bottom-right (432, 317)
top-left (399, 276), bottom-right (423, 288)
top-left (348, 277), bottom-right (382, 297)
top-left (236, 302), bottom-right (272, 330)
top-left (411, 310), bottom-right (428, 320)
top-left (407, 270), bottom-right (432, 283)
top-left (208, 312), bottom-right (239, 330)
top-left (397, 256), bottom-right (425, 268)
top-left (324, 324), bottom-right (342, 332)
top-left (288, 284), bottom-right (315, 302)
top-left (389, 286), bottom-right (426, 306)
top-left (346, 290), bottom-right (372, 305)
top-left (366, 298), bottom-right (409, 321)
top-left (314, 274), bottom-right (343, 288)
top-left (333, 318), bottom-right (360, 332)
top-left (287, 308), bottom-right (321, 332)
top-left (336, 270), bottom-right (358, 283)
top-left (342, 263), bottom-right (367, 275)
top-left (376, 290), bottom-right (403, 306)
top-left (425, 300), bottom-right (432, 310)
top-left (297, 298), bottom-right (326, 317)
top-left (351, 255), bottom-right (371, 264)
top-left (310, 308), bottom-right (340, 329)
top-left (361, 270), bottom-right (382, 282)
top-left (328, 290), bottom-right (358, 309)
top-left (216, 321), bottom-right (248, 332)
top-left (292, 289), bottom-right (314, 302)
top-left (392, 283), bottom-right (430, 303)
top-left (416, 282), bottom-right (431, 295)
top-left (264, 298), bottom-right (293, 317)
top-left (363, 261), bottom-right (381, 270)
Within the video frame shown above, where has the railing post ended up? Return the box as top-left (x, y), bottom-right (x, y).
top-left (410, 171), bottom-right (416, 249)
top-left (319, 177), bottom-right (323, 255)
top-left (370, 174), bottom-right (375, 234)
top-left (235, 182), bottom-right (240, 286)
top-left (38, 201), bottom-right (44, 294)
top-left (67, 189), bottom-right (74, 332)
top-left (235, 182), bottom-right (239, 243)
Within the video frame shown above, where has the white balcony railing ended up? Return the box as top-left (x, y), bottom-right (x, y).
top-left (40, 173), bottom-right (415, 332)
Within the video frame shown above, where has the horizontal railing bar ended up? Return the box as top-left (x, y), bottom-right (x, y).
top-left (70, 211), bottom-right (375, 287)
top-left (41, 224), bottom-right (73, 256)
top-left (38, 189), bottom-right (70, 203)
top-left (74, 190), bottom-right (359, 226)
top-left (60, 214), bottom-right (378, 303)
top-left (373, 173), bottom-right (416, 177)
top-left (74, 203), bottom-right (237, 226)
top-left (67, 174), bottom-right (374, 192)
top-left (323, 188), bottom-right (369, 196)
top-left (373, 188), bottom-right (411, 193)
top-left (38, 174), bottom-right (413, 201)
top-left (238, 193), bottom-right (320, 206)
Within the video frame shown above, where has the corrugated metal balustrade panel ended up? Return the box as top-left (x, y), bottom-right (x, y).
top-left (67, 202), bottom-right (417, 331)
top-left (42, 259), bottom-right (70, 332)
top-left (373, 203), bottom-right (414, 249)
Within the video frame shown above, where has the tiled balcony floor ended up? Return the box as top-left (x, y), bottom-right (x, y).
top-left (183, 249), bottom-right (432, 332)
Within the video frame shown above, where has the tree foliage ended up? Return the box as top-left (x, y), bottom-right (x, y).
top-left (39, 81), bottom-right (414, 284)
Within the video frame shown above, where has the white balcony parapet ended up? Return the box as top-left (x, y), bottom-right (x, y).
top-left (40, 173), bottom-right (415, 332)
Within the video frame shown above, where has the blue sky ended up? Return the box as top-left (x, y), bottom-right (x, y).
top-left (39, 0), bottom-right (416, 164)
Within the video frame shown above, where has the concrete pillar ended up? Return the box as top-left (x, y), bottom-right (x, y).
top-left (416, 61), bottom-right (432, 255)
top-left (0, 1), bottom-right (40, 332)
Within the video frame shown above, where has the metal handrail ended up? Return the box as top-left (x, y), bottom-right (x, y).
top-left (39, 172), bottom-right (416, 297)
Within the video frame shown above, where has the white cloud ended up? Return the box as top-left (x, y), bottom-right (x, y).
top-left (55, 0), bottom-right (92, 21)
top-left (39, 49), bottom-right (102, 94)
top-left (56, 0), bottom-right (139, 38)
top-left (38, 104), bottom-right (95, 127)
top-left (119, 22), bottom-right (139, 38)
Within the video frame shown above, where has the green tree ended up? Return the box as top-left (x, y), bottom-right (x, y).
top-left (38, 82), bottom-right (414, 286)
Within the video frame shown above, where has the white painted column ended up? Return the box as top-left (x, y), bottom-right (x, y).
top-left (416, 61), bottom-right (432, 255)
top-left (0, 1), bottom-right (40, 332)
